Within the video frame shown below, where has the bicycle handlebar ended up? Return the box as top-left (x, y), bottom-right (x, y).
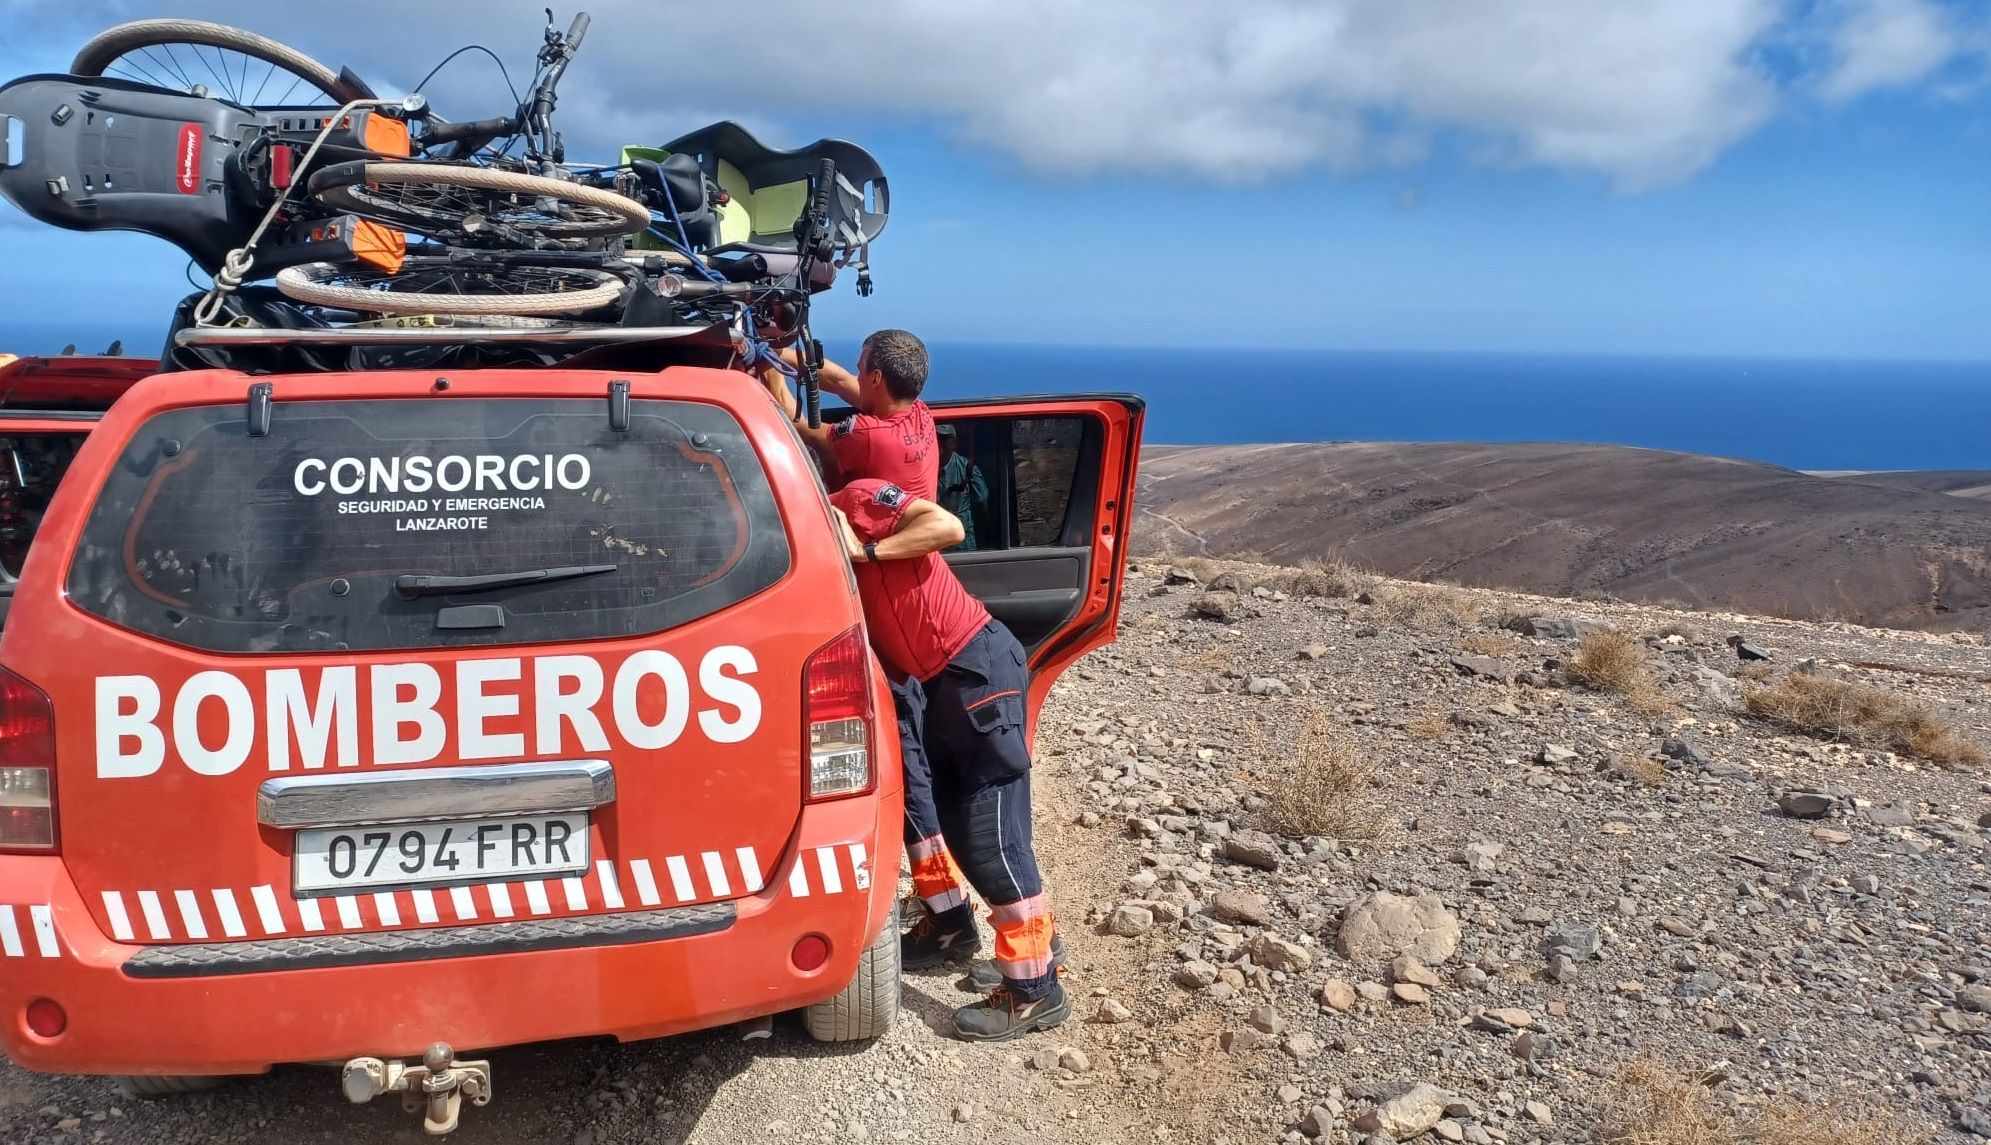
top-left (522, 9), bottom-right (590, 160)
top-left (423, 115), bottom-right (515, 146)
top-left (655, 275), bottom-right (802, 302)
top-left (417, 11), bottom-right (590, 159)
top-left (809, 159), bottom-right (834, 253)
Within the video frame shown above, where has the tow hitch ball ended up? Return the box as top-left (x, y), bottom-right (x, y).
top-left (341, 1042), bottom-right (492, 1135)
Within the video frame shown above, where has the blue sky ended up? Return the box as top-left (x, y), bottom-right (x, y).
top-left (1, 0), bottom-right (1988, 360)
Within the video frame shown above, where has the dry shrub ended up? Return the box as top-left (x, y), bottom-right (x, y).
top-left (1626, 681), bottom-right (1677, 718)
top-left (1653, 618), bottom-right (1703, 642)
top-left (1262, 558), bottom-right (1373, 599)
top-left (1404, 710), bottom-right (1452, 740)
top-left (1188, 644), bottom-right (1233, 671)
top-left (1261, 706), bottom-right (1377, 839)
top-left (1600, 1061), bottom-right (1932, 1145)
top-left (1461, 630), bottom-right (1523, 657)
top-left (1609, 753), bottom-right (1667, 785)
top-left (1371, 583), bottom-right (1481, 631)
top-left (1567, 630), bottom-right (1652, 694)
top-left (1735, 662), bottom-right (1775, 682)
top-left (1744, 674), bottom-right (1986, 767)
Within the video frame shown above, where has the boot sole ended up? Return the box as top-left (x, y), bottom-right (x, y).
top-left (961, 947), bottom-right (1069, 993)
top-left (902, 941), bottom-right (983, 971)
top-left (953, 996), bottom-right (1072, 1042)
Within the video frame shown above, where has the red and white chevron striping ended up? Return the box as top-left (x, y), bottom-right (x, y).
top-left (92, 843), bottom-right (870, 944)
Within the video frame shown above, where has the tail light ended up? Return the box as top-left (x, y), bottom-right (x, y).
top-left (803, 626), bottom-right (872, 801)
top-left (0, 666), bottom-right (55, 852)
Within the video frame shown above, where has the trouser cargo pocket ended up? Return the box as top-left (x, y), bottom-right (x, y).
top-left (926, 621), bottom-right (1032, 784)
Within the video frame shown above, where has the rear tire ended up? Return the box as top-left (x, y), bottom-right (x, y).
top-left (309, 162), bottom-right (653, 242)
top-left (112, 1075), bottom-right (226, 1099)
top-left (804, 904), bottom-right (901, 1042)
top-left (70, 20), bottom-right (360, 105)
top-left (274, 259), bottom-right (625, 317)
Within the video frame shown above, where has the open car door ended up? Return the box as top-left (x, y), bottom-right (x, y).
top-left (925, 394), bottom-right (1144, 722)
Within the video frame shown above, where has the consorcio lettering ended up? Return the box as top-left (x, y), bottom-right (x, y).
top-left (294, 453), bottom-right (592, 497)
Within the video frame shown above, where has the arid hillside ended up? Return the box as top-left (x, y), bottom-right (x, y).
top-left (1136, 443), bottom-right (1991, 633)
top-left (1848, 471), bottom-right (1991, 501)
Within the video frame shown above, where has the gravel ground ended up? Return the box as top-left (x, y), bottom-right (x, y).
top-left (3, 561), bottom-right (1987, 1143)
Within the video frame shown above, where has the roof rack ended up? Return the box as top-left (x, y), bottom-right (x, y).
top-left (172, 326), bottom-right (736, 348)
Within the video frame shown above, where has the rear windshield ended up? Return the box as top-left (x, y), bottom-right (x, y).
top-left (67, 398), bottom-right (789, 652)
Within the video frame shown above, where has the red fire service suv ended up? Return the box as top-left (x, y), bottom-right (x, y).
top-left (0, 350), bottom-right (1142, 1129)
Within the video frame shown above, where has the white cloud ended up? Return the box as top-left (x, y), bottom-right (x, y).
top-left (565, 0), bottom-right (1788, 190)
top-left (1819, 0), bottom-right (1958, 101)
top-left (0, 0), bottom-right (1973, 192)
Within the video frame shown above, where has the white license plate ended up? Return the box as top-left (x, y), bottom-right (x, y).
top-left (293, 814), bottom-right (589, 894)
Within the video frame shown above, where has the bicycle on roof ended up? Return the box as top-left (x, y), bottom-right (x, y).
top-left (0, 10), bottom-right (891, 422)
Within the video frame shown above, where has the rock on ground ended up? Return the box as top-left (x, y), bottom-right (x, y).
top-left (1337, 891), bottom-right (1463, 965)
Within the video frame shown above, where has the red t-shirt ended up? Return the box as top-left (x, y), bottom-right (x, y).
top-left (831, 479), bottom-right (989, 683)
top-left (829, 401), bottom-right (936, 499)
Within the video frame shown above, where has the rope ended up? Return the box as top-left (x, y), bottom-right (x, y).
top-left (193, 98), bottom-right (397, 326)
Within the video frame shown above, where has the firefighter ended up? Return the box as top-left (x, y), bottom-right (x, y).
top-left (765, 329), bottom-right (936, 496)
top-left (827, 478), bottom-right (1068, 1040)
top-left (758, 333), bottom-right (981, 979)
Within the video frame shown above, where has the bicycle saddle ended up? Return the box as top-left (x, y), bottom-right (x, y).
top-left (631, 151), bottom-right (720, 248)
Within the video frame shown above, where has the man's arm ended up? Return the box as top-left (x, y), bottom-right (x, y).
top-left (760, 362), bottom-right (844, 475)
top-left (759, 362), bottom-right (800, 421)
top-left (832, 498), bottom-right (965, 563)
top-left (778, 347), bottom-right (862, 405)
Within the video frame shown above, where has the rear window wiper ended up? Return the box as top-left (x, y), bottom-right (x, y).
top-left (394, 564), bottom-right (618, 598)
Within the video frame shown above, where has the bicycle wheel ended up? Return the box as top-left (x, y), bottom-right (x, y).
top-left (274, 258), bottom-right (626, 316)
top-left (309, 162), bottom-right (653, 243)
top-left (71, 20), bottom-right (363, 106)
top-left (345, 314), bottom-right (607, 330)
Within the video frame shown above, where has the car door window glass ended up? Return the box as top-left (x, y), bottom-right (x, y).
top-left (933, 416), bottom-right (1084, 552)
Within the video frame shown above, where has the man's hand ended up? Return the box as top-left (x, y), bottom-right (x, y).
top-left (830, 506), bottom-right (866, 563)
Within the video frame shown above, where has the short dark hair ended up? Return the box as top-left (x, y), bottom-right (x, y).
top-left (861, 329), bottom-right (928, 400)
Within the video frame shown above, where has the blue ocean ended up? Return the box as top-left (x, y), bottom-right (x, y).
top-left (6, 319), bottom-right (1988, 472)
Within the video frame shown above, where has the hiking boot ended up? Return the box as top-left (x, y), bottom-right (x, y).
top-left (953, 980), bottom-right (1070, 1042)
top-left (962, 933), bottom-right (1067, 993)
top-left (901, 904), bottom-right (982, 970)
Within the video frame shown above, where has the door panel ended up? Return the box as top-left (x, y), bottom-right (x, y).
top-left (926, 395), bottom-right (1144, 723)
top-left (947, 551), bottom-right (1086, 649)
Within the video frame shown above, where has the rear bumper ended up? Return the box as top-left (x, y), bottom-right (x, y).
top-left (0, 789), bottom-right (902, 1076)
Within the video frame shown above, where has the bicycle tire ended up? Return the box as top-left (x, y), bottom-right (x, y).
top-left (345, 314), bottom-right (607, 330)
top-left (70, 20), bottom-right (362, 105)
top-left (309, 162), bottom-right (652, 241)
top-left (274, 258), bottom-right (626, 317)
